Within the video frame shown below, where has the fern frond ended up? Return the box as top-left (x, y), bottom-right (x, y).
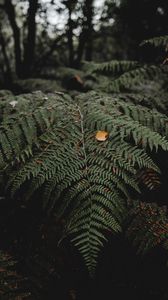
top-left (137, 168), bottom-right (161, 190)
top-left (126, 201), bottom-right (168, 254)
top-left (115, 92), bottom-right (168, 113)
top-left (82, 92), bottom-right (168, 151)
top-left (141, 36), bottom-right (168, 49)
top-left (118, 101), bottom-right (168, 137)
top-left (1, 91), bottom-right (168, 274)
top-left (89, 60), bottom-right (139, 75)
top-left (0, 93), bottom-right (72, 169)
top-left (108, 65), bottom-right (163, 92)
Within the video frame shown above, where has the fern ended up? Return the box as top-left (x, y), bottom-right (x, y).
top-left (137, 168), bottom-right (161, 190)
top-left (87, 60), bottom-right (139, 75)
top-left (1, 90), bottom-right (168, 274)
top-left (83, 57), bottom-right (168, 106)
top-left (126, 200), bottom-right (168, 254)
top-left (114, 92), bottom-right (168, 114)
top-left (107, 65), bottom-right (165, 93)
top-left (0, 91), bottom-right (71, 169)
top-left (141, 35), bottom-right (168, 49)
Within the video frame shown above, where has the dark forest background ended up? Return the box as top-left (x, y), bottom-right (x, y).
top-left (0, 0), bottom-right (168, 86)
top-left (0, 1), bottom-right (168, 299)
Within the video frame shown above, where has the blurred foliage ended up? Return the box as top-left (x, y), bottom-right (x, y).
top-left (0, 0), bottom-right (168, 84)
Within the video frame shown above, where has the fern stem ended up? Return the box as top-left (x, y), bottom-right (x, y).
top-left (77, 106), bottom-right (88, 172)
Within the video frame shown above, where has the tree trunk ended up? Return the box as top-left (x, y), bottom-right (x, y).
top-left (75, 30), bottom-right (87, 67)
top-left (5, 0), bottom-right (22, 77)
top-left (23, 0), bottom-right (39, 78)
top-left (0, 25), bottom-right (12, 85)
top-left (85, 0), bottom-right (94, 61)
top-left (67, 8), bottom-right (74, 67)
top-left (75, 0), bottom-right (94, 67)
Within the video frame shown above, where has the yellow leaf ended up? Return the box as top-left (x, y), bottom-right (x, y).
top-left (95, 130), bottom-right (109, 141)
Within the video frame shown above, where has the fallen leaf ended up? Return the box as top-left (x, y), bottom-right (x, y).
top-left (74, 75), bottom-right (83, 85)
top-left (95, 130), bottom-right (109, 141)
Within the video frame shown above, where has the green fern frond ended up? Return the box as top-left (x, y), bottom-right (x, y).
top-left (118, 101), bottom-right (168, 137)
top-left (114, 92), bottom-right (168, 113)
top-left (82, 92), bottom-right (168, 151)
top-left (89, 60), bottom-right (139, 75)
top-left (1, 91), bottom-right (168, 274)
top-left (108, 65), bottom-right (163, 92)
top-left (0, 93), bottom-right (72, 169)
top-left (141, 35), bottom-right (168, 49)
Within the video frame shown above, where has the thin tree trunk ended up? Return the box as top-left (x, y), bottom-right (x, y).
top-left (75, 0), bottom-right (94, 67)
top-left (67, 8), bottom-right (74, 67)
top-left (75, 30), bottom-right (87, 67)
top-left (5, 0), bottom-right (22, 77)
top-left (85, 0), bottom-right (94, 61)
top-left (0, 25), bottom-right (12, 85)
top-left (23, 0), bottom-right (38, 78)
